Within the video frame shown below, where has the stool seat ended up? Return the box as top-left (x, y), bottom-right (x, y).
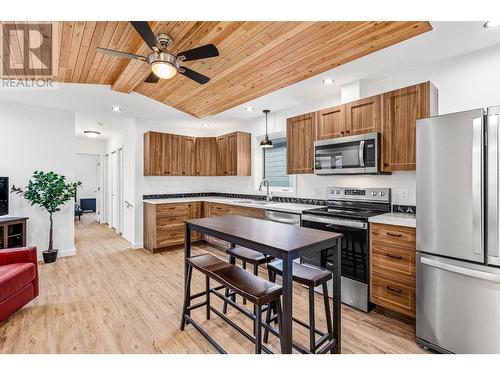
top-left (188, 254), bottom-right (282, 305)
top-left (226, 246), bottom-right (271, 264)
top-left (267, 260), bottom-right (332, 288)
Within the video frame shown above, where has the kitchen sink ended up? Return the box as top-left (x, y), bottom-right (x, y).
top-left (232, 199), bottom-right (254, 204)
top-left (231, 199), bottom-right (274, 206)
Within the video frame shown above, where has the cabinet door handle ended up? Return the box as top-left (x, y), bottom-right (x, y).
top-left (346, 130), bottom-right (350, 134)
top-left (340, 131), bottom-right (344, 135)
top-left (384, 162), bottom-right (390, 167)
top-left (386, 253), bottom-right (403, 260)
top-left (386, 232), bottom-right (402, 237)
top-left (386, 286), bottom-right (402, 294)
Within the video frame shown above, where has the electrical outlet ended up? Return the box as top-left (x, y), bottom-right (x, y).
top-left (400, 189), bottom-right (409, 202)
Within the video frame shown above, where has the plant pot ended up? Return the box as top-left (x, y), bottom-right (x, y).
top-left (42, 249), bottom-right (58, 264)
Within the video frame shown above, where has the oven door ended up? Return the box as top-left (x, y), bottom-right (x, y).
top-left (301, 215), bottom-right (371, 311)
top-left (301, 215), bottom-right (368, 283)
top-left (314, 132), bottom-right (379, 175)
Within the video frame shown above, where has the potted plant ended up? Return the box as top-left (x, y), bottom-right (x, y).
top-left (12, 171), bottom-right (81, 264)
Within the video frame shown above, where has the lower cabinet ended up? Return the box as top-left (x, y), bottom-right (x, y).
top-left (143, 202), bottom-right (202, 252)
top-left (202, 202), bottom-right (264, 247)
top-left (143, 201), bottom-right (264, 252)
top-left (370, 222), bottom-right (416, 318)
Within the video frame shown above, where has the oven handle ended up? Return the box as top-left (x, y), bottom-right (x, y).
top-left (359, 140), bottom-right (365, 167)
top-left (302, 214), bottom-right (367, 229)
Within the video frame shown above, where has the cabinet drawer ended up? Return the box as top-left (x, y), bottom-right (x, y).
top-left (371, 223), bottom-right (415, 248)
top-left (210, 204), bottom-right (230, 216)
top-left (156, 204), bottom-right (190, 217)
top-left (157, 215), bottom-right (187, 227)
top-left (371, 273), bottom-right (415, 317)
top-left (230, 206), bottom-right (264, 219)
top-left (371, 244), bottom-right (415, 282)
top-left (157, 223), bottom-right (184, 246)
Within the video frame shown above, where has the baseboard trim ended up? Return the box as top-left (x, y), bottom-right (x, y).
top-left (133, 242), bottom-right (144, 249)
top-left (37, 247), bottom-right (76, 261)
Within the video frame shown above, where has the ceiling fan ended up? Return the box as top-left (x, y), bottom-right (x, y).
top-left (96, 21), bottom-right (219, 85)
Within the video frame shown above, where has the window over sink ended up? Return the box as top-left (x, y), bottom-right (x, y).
top-left (262, 137), bottom-right (294, 192)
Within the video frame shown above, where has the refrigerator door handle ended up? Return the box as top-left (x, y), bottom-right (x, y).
top-left (472, 116), bottom-right (484, 256)
top-left (487, 112), bottom-right (499, 260)
top-left (420, 256), bottom-right (500, 283)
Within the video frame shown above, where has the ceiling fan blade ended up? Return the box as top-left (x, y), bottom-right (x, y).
top-left (180, 67), bottom-right (210, 84)
top-left (96, 47), bottom-right (147, 61)
top-left (130, 21), bottom-right (160, 51)
top-left (144, 72), bottom-right (160, 84)
top-left (177, 44), bottom-right (219, 62)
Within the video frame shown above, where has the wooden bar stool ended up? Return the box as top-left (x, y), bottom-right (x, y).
top-left (180, 253), bottom-right (284, 354)
top-left (264, 260), bottom-right (335, 354)
top-left (223, 245), bottom-right (273, 312)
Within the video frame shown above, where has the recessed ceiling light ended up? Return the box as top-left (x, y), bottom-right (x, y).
top-left (201, 123), bottom-right (210, 127)
top-left (484, 21), bottom-right (500, 29)
top-left (84, 131), bottom-right (101, 138)
top-left (97, 122), bottom-right (104, 126)
top-left (111, 106), bottom-right (121, 112)
top-left (245, 106), bottom-right (254, 112)
top-left (322, 78), bottom-right (334, 85)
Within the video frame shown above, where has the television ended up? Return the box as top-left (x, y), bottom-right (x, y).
top-left (0, 177), bottom-right (8, 216)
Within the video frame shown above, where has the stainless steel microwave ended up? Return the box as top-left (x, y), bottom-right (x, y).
top-left (314, 132), bottom-right (380, 175)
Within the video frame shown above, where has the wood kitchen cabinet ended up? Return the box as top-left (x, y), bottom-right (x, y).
top-left (144, 131), bottom-right (166, 176)
top-left (381, 81), bottom-right (438, 172)
top-left (316, 105), bottom-right (346, 140)
top-left (194, 137), bottom-right (217, 176)
top-left (370, 223), bottom-right (416, 318)
top-left (344, 94), bottom-right (382, 135)
top-left (143, 201), bottom-right (202, 252)
top-left (216, 132), bottom-right (251, 176)
top-left (144, 131), bottom-right (249, 177)
top-left (287, 112), bottom-right (316, 174)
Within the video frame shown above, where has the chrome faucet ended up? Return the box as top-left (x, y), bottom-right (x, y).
top-left (259, 178), bottom-right (271, 202)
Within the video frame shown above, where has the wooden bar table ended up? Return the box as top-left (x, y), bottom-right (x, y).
top-left (183, 215), bottom-right (342, 354)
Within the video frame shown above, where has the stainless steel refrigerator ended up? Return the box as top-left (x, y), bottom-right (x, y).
top-left (416, 106), bottom-right (500, 354)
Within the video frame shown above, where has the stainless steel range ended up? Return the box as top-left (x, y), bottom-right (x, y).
top-left (301, 187), bottom-right (391, 312)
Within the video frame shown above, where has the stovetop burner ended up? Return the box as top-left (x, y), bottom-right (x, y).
top-left (302, 186), bottom-right (391, 221)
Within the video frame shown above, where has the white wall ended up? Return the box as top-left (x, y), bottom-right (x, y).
top-left (0, 101), bottom-right (76, 259)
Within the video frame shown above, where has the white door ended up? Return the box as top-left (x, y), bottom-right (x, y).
top-left (111, 151), bottom-right (119, 231)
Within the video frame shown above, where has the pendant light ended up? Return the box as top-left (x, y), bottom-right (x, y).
top-left (260, 109), bottom-right (273, 148)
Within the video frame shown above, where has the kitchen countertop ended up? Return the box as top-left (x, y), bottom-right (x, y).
top-left (368, 213), bottom-right (416, 228)
top-left (143, 196), bottom-right (325, 214)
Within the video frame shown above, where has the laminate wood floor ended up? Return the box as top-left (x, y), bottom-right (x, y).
top-left (0, 214), bottom-right (426, 354)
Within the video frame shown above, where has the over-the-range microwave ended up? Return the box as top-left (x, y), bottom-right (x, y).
top-left (314, 132), bottom-right (380, 175)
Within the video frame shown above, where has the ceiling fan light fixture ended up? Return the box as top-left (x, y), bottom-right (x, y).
top-left (84, 130), bottom-right (101, 138)
top-left (151, 61), bottom-right (177, 79)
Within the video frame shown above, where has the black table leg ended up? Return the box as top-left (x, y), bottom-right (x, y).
top-left (281, 254), bottom-right (293, 354)
top-left (184, 224), bottom-right (192, 322)
top-left (332, 237), bottom-right (341, 354)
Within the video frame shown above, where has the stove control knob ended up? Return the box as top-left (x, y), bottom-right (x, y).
top-left (380, 192), bottom-right (385, 196)
top-left (336, 190), bottom-right (340, 194)
top-left (371, 191), bottom-right (377, 196)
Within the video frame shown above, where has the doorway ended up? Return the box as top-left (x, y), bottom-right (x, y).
top-left (103, 148), bottom-right (124, 233)
top-left (74, 153), bottom-right (101, 223)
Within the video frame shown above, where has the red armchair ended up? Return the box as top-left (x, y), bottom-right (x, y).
top-left (0, 246), bottom-right (39, 323)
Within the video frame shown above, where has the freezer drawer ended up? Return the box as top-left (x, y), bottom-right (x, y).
top-left (416, 253), bottom-right (500, 353)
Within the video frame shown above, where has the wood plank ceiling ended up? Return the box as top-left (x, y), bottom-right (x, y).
top-left (46, 22), bottom-right (433, 117)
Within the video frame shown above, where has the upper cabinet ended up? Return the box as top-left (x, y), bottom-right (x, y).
top-left (144, 131), bottom-right (251, 177)
top-left (381, 81), bottom-right (438, 172)
top-left (195, 137), bottom-right (217, 176)
top-left (144, 131), bottom-right (168, 176)
top-left (286, 81), bottom-right (438, 174)
top-left (344, 95), bottom-right (381, 135)
top-left (216, 131), bottom-right (251, 176)
top-left (316, 105), bottom-right (345, 140)
top-left (287, 112), bottom-right (316, 174)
